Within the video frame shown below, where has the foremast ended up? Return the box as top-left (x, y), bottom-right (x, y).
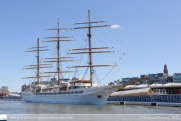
top-left (68, 10), bottom-right (116, 87)
top-left (23, 38), bottom-right (52, 86)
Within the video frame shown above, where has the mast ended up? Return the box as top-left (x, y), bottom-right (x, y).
top-left (57, 19), bottom-right (61, 85)
top-left (88, 9), bottom-right (93, 87)
top-left (68, 10), bottom-right (116, 87)
top-left (37, 38), bottom-right (40, 84)
top-left (22, 39), bottom-right (52, 84)
top-left (44, 19), bottom-right (77, 86)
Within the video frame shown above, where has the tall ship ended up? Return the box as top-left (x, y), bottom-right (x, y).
top-left (22, 10), bottom-right (146, 105)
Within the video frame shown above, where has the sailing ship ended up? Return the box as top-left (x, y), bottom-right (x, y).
top-left (22, 10), bottom-right (146, 105)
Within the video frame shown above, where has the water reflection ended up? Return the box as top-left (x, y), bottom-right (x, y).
top-left (0, 101), bottom-right (180, 114)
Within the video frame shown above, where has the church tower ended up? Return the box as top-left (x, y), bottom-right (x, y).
top-left (164, 64), bottom-right (168, 74)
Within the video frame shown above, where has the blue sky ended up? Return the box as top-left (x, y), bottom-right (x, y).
top-left (0, 0), bottom-right (181, 92)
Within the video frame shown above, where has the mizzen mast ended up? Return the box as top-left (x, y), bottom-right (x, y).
top-left (68, 10), bottom-right (116, 87)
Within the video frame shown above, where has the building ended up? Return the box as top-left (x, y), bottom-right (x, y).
top-left (147, 73), bottom-right (169, 85)
top-left (121, 77), bottom-right (139, 84)
top-left (116, 64), bottom-right (171, 85)
top-left (164, 64), bottom-right (168, 74)
top-left (2, 86), bottom-right (8, 91)
top-left (21, 84), bottom-right (30, 92)
top-left (113, 79), bottom-right (122, 84)
top-left (173, 73), bottom-right (181, 83)
top-left (146, 64), bottom-right (171, 85)
top-left (137, 75), bottom-right (149, 85)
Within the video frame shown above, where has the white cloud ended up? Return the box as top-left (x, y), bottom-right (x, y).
top-left (111, 25), bottom-right (121, 29)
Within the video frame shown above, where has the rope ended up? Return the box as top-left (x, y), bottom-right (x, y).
top-left (91, 12), bottom-right (144, 75)
top-left (92, 36), bottom-right (131, 77)
top-left (60, 24), bottom-right (88, 78)
top-left (91, 37), bottom-right (124, 77)
top-left (92, 36), bottom-right (124, 77)
top-left (93, 28), bottom-right (139, 76)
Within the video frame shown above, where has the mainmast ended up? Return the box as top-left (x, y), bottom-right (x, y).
top-left (23, 38), bottom-right (52, 85)
top-left (57, 19), bottom-right (61, 85)
top-left (43, 19), bottom-right (77, 86)
top-left (68, 9), bottom-right (116, 87)
top-left (37, 38), bottom-right (40, 84)
top-left (88, 10), bottom-right (93, 87)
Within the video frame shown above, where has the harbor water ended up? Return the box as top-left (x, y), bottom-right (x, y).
top-left (0, 101), bottom-right (181, 121)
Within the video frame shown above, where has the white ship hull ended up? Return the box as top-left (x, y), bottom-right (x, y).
top-left (22, 86), bottom-right (118, 105)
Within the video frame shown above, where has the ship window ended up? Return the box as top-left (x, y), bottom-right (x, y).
top-left (71, 92), bottom-right (74, 94)
top-left (75, 91), bottom-right (78, 94)
top-left (67, 92), bottom-right (70, 94)
top-left (63, 92), bottom-right (66, 94)
top-left (79, 91), bottom-right (83, 93)
top-left (59, 92), bottom-right (62, 94)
